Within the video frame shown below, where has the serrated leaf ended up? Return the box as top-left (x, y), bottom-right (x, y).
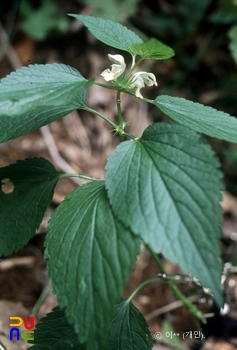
top-left (69, 14), bottom-right (143, 53)
top-left (154, 95), bottom-right (237, 143)
top-left (45, 180), bottom-right (140, 348)
top-left (105, 122), bottom-right (223, 306)
top-left (108, 299), bottom-right (152, 350)
top-left (0, 158), bottom-right (60, 257)
top-left (28, 306), bottom-right (86, 349)
top-left (0, 64), bottom-right (93, 142)
top-left (129, 38), bottom-right (174, 60)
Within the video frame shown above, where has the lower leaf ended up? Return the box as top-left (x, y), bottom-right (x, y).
top-left (28, 306), bottom-right (86, 349)
top-left (108, 298), bottom-right (153, 350)
top-left (0, 158), bottom-right (60, 256)
top-left (45, 180), bottom-right (140, 347)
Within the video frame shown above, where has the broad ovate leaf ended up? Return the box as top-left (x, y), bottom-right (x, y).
top-left (69, 14), bottom-right (143, 53)
top-left (29, 306), bottom-right (86, 349)
top-left (0, 158), bottom-right (60, 256)
top-left (154, 95), bottom-right (237, 143)
top-left (0, 63), bottom-right (93, 142)
top-left (45, 181), bottom-right (140, 348)
top-left (108, 299), bottom-right (152, 350)
top-left (129, 38), bottom-right (175, 61)
top-left (105, 122), bottom-right (223, 306)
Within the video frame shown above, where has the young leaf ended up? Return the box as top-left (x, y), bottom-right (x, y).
top-left (105, 122), bottom-right (223, 306)
top-left (129, 38), bottom-right (175, 61)
top-left (45, 181), bottom-right (140, 348)
top-left (0, 64), bottom-right (93, 142)
top-left (28, 306), bottom-right (86, 349)
top-left (108, 299), bottom-right (153, 350)
top-left (69, 14), bottom-right (143, 53)
top-left (154, 95), bottom-right (237, 143)
top-left (0, 158), bottom-right (60, 257)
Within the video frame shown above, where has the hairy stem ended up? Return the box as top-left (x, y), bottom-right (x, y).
top-left (116, 90), bottom-right (124, 142)
top-left (84, 106), bottom-right (117, 129)
top-left (127, 277), bottom-right (165, 304)
top-left (59, 173), bottom-right (98, 181)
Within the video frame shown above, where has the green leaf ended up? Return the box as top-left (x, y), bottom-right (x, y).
top-left (228, 25), bottom-right (237, 65)
top-left (28, 306), bottom-right (86, 349)
top-left (108, 299), bottom-right (153, 350)
top-left (129, 38), bottom-right (175, 60)
top-left (0, 64), bottom-right (93, 142)
top-left (69, 14), bottom-right (143, 53)
top-left (105, 122), bottom-right (223, 306)
top-left (45, 181), bottom-right (140, 348)
top-left (154, 95), bottom-right (237, 143)
top-left (0, 158), bottom-right (60, 257)
top-left (20, 0), bottom-right (68, 41)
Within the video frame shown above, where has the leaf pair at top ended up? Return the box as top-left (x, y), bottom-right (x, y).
top-left (1, 15), bottom-right (237, 144)
top-left (70, 14), bottom-right (175, 60)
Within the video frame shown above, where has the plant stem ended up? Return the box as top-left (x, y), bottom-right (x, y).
top-left (123, 132), bottom-right (137, 140)
top-left (116, 90), bottom-right (123, 125)
top-left (94, 81), bottom-right (117, 90)
top-left (127, 277), bottom-right (165, 304)
top-left (126, 55), bottom-right (144, 77)
top-left (86, 87), bottom-right (136, 141)
top-left (84, 106), bottom-right (117, 129)
top-left (116, 90), bottom-right (124, 142)
top-left (146, 244), bottom-right (207, 323)
top-left (143, 97), bottom-right (155, 105)
top-left (59, 173), bottom-right (98, 181)
top-left (31, 281), bottom-right (52, 316)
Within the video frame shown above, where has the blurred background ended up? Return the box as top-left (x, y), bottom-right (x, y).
top-left (0, 1), bottom-right (237, 349)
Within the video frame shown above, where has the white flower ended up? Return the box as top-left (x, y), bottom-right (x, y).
top-left (101, 54), bottom-right (126, 81)
top-left (130, 72), bottom-right (157, 98)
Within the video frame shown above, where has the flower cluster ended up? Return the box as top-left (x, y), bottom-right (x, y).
top-left (101, 54), bottom-right (126, 82)
top-left (101, 54), bottom-right (157, 99)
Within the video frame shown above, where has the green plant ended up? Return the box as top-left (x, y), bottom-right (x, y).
top-left (1, 14), bottom-right (237, 349)
top-left (19, 0), bottom-right (68, 41)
